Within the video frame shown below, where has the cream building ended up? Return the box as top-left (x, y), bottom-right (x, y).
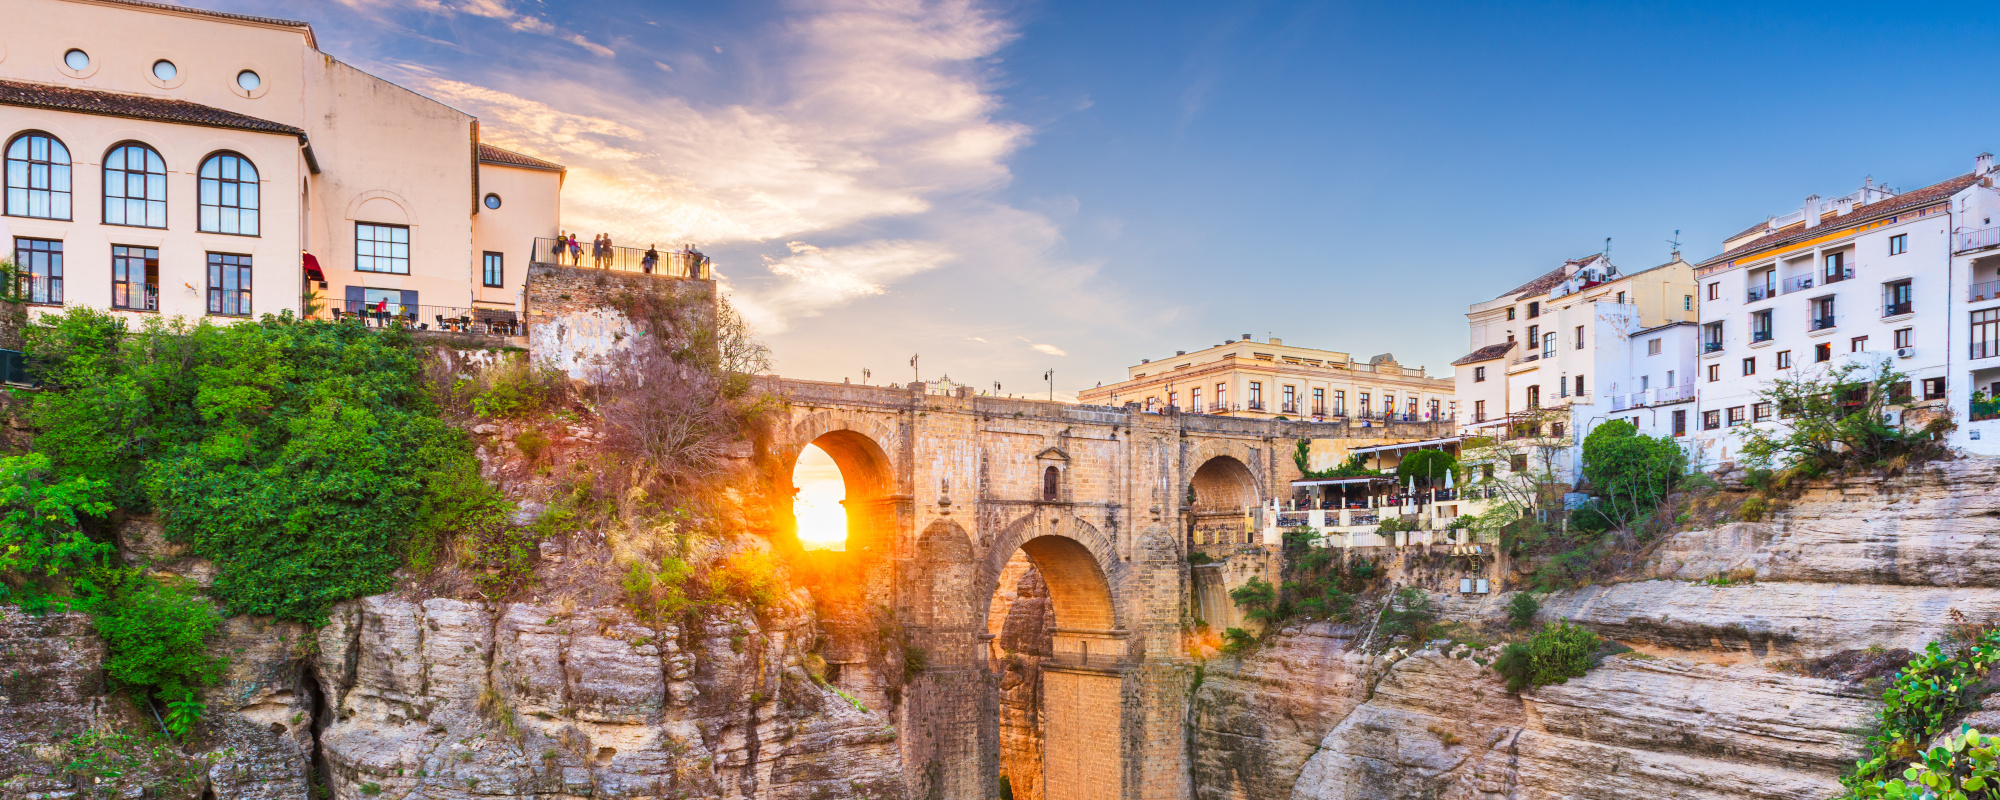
top-left (1077, 334), bottom-right (1454, 423)
top-left (0, 0), bottom-right (564, 327)
top-left (1453, 253), bottom-right (1699, 481)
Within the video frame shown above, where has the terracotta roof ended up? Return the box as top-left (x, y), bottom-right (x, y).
top-left (1452, 341), bottom-right (1515, 366)
top-left (1501, 253), bottom-right (1604, 299)
top-left (477, 143), bottom-right (564, 172)
top-left (1701, 173), bottom-right (1982, 267)
top-left (0, 79), bottom-right (302, 136)
top-left (80, 0), bottom-right (315, 44)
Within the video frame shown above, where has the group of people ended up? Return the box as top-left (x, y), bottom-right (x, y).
top-left (551, 231), bottom-right (672, 274)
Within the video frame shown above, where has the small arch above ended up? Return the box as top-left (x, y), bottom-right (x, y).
top-left (343, 189), bottom-right (417, 226)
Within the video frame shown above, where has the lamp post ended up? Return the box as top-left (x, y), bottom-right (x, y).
top-left (1044, 370), bottom-right (1054, 401)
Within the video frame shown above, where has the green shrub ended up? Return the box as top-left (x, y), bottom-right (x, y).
top-left (1848, 726), bottom-right (2000, 799)
top-left (91, 576), bottom-right (225, 734)
top-left (24, 312), bottom-right (486, 624)
top-left (1737, 496), bottom-right (1768, 522)
top-left (624, 556), bottom-right (696, 626)
top-left (1491, 620), bottom-right (1599, 692)
top-left (709, 549), bottom-right (787, 612)
top-left (1506, 592), bottom-right (1540, 630)
top-left (513, 429), bottom-right (552, 463)
top-left (1228, 577), bottom-right (1279, 624)
top-left (1841, 631), bottom-right (2000, 795)
top-left (0, 453), bottom-right (114, 602)
top-left (998, 775), bottom-right (1014, 800)
top-left (1220, 627), bottom-right (1255, 655)
top-left (466, 357), bottom-right (564, 420)
top-left (1580, 419), bottom-right (1687, 526)
top-left (1378, 586), bottom-right (1439, 642)
top-left (903, 645), bottom-right (929, 681)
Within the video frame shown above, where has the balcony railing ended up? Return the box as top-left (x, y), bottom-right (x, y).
top-left (1972, 280), bottom-right (2000, 303)
top-left (532, 237), bottom-right (713, 279)
top-left (1883, 301), bottom-right (1913, 317)
top-left (1246, 401), bottom-right (1266, 411)
top-left (1611, 395), bottom-right (1630, 411)
top-left (1810, 316), bottom-right (1837, 331)
top-left (1655, 383), bottom-right (1695, 403)
top-left (1824, 267), bottom-right (1855, 285)
top-left (1746, 285), bottom-right (1773, 303)
top-left (1703, 341), bottom-right (1725, 353)
top-left (1782, 275), bottom-right (1817, 294)
top-left (1973, 394), bottom-right (2000, 422)
top-left (1958, 226), bottom-right (2000, 254)
top-left (1752, 330), bottom-right (1773, 343)
top-left (1975, 341), bottom-right (2000, 360)
top-left (328, 302), bottom-right (522, 336)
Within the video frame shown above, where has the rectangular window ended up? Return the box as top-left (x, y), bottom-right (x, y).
top-left (1648, 338), bottom-right (1661, 355)
top-left (1168, 391), bottom-right (1178, 410)
top-left (1383, 395), bottom-right (1395, 415)
top-left (1473, 366), bottom-right (1486, 382)
top-left (1640, 375), bottom-right (1650, 391)
top-left (1574, 375), bottom-right (1585, 396)
top-left (1248, 381), bottom-right (1263, 409)
top-left (1215, 383), bottom-right (1227, 408)
top-left (1707, 364), bottom-right (1719, 382)
top-left (1359, 392), bottom-right (1369, 413)
top-left (1617, 291), bottom-right (1626, 304)
top-left (356, 223), bottom-right (410, 274)
top-left (1146, 397), bottom-right (1157, 413)
top-left (1894, 328), bottom-right (1913, 349)
top-left (1752, 309), bottom-right (1773, 342)
top-left (1708, 282), bottom-right (1719, 300)
top-left (1527, 325), bottom-right (1539, 348)
top-left (1727, 406), bottom-right (1746, 426)
top-left (1924, 377), bottom-right (1946, 399)
top-left (1825, 251), bottom-right (1848, 281)
top-left (1191, 387), bottom-right (1201, 410)
top-left (1667, 369), bottom-right (1676, 385)
top-left (1851, 336), bottom-right (1868, 353)
top-left (1703, 321), bottom-right (1723, 352)
top-left (1525, 385), bottom-right (1539, 408)
top-left (110, 245), bottom-right (159, 311)
top-left (1812, 296), bottom-right (1836, 330)
top-left (1685, 295), bottom-right (1694, 311)
top-left (13, 237), bottom-right (62, 304)
top-left (482, 251), bottom-right (504, 287)
top-left (1332, 390), bottom-right (1345, 415)
top-left (1885, 280), bottom-right (1912, 316)
top-left (1527, 301), bottom-right (1540, 318)
top-left (1703, 410), bottom-right (1721, 430)
top-left (1474, 399), bottom-right (1486, 422)
top-left (1776, 350), bottom-right (1792, 369)
top-left (1975, 309), bottom-right (2000, 359)
top-left (1574, 325), bottom-right (1585, 349)
top-left (1281, 385), bottom-right (1295, 413)
top-left (1506, 307), bottom-right (1516, 320)
top-left (1672, 409), bottom-right (1687, 436)
top-left (1428, 399), bottom-right (1439, 419)
top-left (1889, 233), bottom-right (1907, 255)
top-left (1816, 342), bottom-right (1832, 362)
top-left (1312, 388), bottom-right (1325, 414)
top-left (1753, 402), bottom-right (1773, 422)
top-left (1742, 357), bottom-right (1755, 376)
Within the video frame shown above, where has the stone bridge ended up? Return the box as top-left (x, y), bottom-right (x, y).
top-left (764, 378), bottom-right (1452, 800)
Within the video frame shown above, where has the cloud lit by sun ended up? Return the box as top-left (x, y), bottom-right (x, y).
top-left (793, 444), bottom-right (848, 551)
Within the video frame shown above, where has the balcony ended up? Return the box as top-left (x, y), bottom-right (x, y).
top-left (1654, 383), bottom-right (1695, 404)
top-left (1810, 316), bottom-right (1837, 331)
top-left (1746, 285), bottom-right (1773, 303)
top-left (532, 237), bottom-right (712, 279)
top-left (1752, 330), bottom-right (1774, 343)
top-left (1974, 341), bottom-right (2000, 361)
top-left (1958, 226), bottom-right (2000, 254)
top-left (1824, 267), bottom-right (1855, 285)
top-left (1782, 275), bottom-right (1817, 294)
top-left (1703, 341), bottom-right (1725, 353)
top-left (1883, 301), bottom-right (1913, 318)
top-left (329, 302), bottom-right (522, 336)
top-left (1208, 402), bottom-right (1236, 413)
top-left (1972, 280), bottom-right (2000, 303)
top-left (1611, 394), bottom-right (1630, 411)
top-left (1246, 401), bottom-right (1266, 412)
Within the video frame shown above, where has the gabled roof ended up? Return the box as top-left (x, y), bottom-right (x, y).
top-left (1452, 341), bottom-right (1515, 366)
top-left (1502, 253), bottom-right (1604, 299)
top-left (477, 143), bottom-right (565, 172)
top-left (77, 0), bottom-right (316, 47)
top-left (0, 79), bottom-right (303, 136)
top-left (1702, 173), bottom-right (1981, 267)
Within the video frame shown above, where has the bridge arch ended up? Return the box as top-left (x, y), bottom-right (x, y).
top-left (778, 411), bottom-right (901, 554)
top-left (1186, 450), bottom-right (1261, 548)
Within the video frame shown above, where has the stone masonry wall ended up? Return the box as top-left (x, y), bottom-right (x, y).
top-left (524, 262), bottom-right (716, 378)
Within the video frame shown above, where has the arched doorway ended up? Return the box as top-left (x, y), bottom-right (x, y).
top-left (1188, 456), bottom-right (1259, 548)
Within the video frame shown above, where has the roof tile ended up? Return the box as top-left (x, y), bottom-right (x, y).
top-left (0, 78), bottom-right (302, 136)
top-left (477, 143), bottom-right (564, 172)
top-left (1702, 173), bottom-right (1980, 266)
top-left (1452, 341), bottom-right (1516, 366)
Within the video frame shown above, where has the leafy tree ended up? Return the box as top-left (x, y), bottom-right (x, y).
top-left (1579, 419), bottom-right (1687, 527)
top-left (1506, 592), bottom-right (1541, 630)
top-left (1228, 577), bottom-right (1279, 625)
top-left (0, 453), bottom-right (114, 601)
top-left (1739, 356), bottom-right (1947, 474)
top-left (91, 575), bottom-right (224, 736)
top-left (1293, 440), bottom-right (1378, 479)
top-left (1395, 449), bottom-right (1457, 486)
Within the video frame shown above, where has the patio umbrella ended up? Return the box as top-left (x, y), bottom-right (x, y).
top-left (1444, 468), bottom-right (1455, 490)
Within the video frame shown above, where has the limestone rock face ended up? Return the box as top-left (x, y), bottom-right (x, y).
top-left (1191, 622), bottom-right (1383, 800)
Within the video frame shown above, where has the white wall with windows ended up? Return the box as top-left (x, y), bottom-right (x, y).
top-left (1949, 171), bottom-right (2000, 454)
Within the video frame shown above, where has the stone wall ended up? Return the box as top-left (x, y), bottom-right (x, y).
top-left (523, 262), bottom-right (715, 378)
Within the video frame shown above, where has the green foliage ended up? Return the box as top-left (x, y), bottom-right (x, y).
top-left (0, 454), bottom-right (114, 601)
top-left (91, 575), bottom-right (224, 733)
top-left (1220, 627), bottom-right (1255, 655)
top-left (1228, 577), bottom-right (1280, 624)
top-left (55, 731), bottom-right (209, 794)
top-left (1378, 586), bottom-right (1439, 642)
top-left (1740, 356), bottom-right (1947, 474)
top-left (1579, 419), bottom-right (1687, 526)
top-left (513, 429), bottom-right (551, 463)
top-left (464, 357), bottom-right (564, 420)
top-left (902, 644), bottom-right (929, 681)
top-left (23, 311), bottom-right (487, 624)
top-left (1738, 495), bottom-right (1769, 522)
top-left (999, 774), bottom-right (1015, 800)
top-left (1506, 592), bottom-right (1541, 630)
top-left (1275, 527), bottom-right (1371, 623)
top-left (1491, 620), bottom-right (1600, 693)
top-left (1842, 631), bottom-right (2000, 796)
top-left (624, 556), bottom-right (696, 626)
top-left (709, 549), bottom-right (787, 612)
top-left (1395, 449), bottom-right (1457, 485)
top-left (1186, 551), bottom-right (1214, 566)
top-left (1850, 726), bottom-right (2000, 800)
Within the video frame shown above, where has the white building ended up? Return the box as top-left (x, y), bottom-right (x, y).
top-left (1454, 253), bottom-right (1699, 483)
top-left (1689, 163), bottom-right (1982, 467)
top-left (1948, 155), bottom-right (2000, 454)
top-left (0, 0), bottom-right (565, 328)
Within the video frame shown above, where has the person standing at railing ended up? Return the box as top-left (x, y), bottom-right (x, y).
top-left (590, 234), bottom-right (603, 267)
top-left (567, 233), bottom-right (581, 265)
top-left (552, 233), bottom-right (568, 264)
top-left (643, 245), bottom-right (659, 274)
top-left (603, 233), bottom-right (615, 268)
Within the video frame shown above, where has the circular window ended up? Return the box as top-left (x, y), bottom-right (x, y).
top-left (63, 49), bottom-right (90, 71)
top-left (152, 59), bottom-right (176, 81)
top-left (236, 69), bottom-right (261, 91)
top-left (483, 193), bottom-right (502, 210)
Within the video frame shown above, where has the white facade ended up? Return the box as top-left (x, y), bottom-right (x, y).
top-left (1596, 321), bottom-right (1701, 441)
top-left (0, 0), bottom-right (563, 328)
top-left (1947, 158), bottom-right (2000, 454)
top-left (1689, 164), bottom-right (1980, 467)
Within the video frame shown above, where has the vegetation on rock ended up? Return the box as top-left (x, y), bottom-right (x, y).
top-left (1740, 357), bottom-right (1951, 475)
top-left (1490, 619), bottom-right (1599, 693)
top-left (1841, 623), bottom-right (2000, 796)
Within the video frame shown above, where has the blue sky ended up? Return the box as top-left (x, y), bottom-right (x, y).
top-left (214, 0), bottom-right (2000, 397)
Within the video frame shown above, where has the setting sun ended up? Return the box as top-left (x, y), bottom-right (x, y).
top-left (793, 444), bottom-right (848, 551)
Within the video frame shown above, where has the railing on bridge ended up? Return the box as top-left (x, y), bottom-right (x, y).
top-left (533, 237), bottom-right (712, 279)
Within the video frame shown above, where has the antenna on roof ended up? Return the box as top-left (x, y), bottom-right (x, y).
top-left (1603, 237), bottom-right (1612, 260)
top-left (1666, 229), bottom-right (1682, 253)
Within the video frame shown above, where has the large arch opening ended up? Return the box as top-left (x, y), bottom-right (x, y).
top-left (981, 530), bottom-right (1122, 800)
top-left (780, 428), bottom-right (894, 555)
top-left (1188, 455), bottom-right (1259, 549)
top-left (781, 427), bottom-right (898, 711)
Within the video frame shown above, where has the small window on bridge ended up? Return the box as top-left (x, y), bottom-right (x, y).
top-left (1043, 466), bottom-right (1060, 502)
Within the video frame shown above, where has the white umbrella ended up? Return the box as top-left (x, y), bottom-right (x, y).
top-left (1444, 468), bottom-right (1455, 490)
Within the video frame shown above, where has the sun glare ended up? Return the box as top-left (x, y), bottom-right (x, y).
top-left (793, 444), bottom-right (848, 551)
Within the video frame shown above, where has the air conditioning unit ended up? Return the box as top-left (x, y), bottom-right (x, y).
top-left (1895, 346), bottom-right (1917, 359)
top-left (1883, 410), bottom-right (1903, 426)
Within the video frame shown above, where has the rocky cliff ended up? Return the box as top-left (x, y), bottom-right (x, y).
top-left (1192, 458), bottom-right (2000, 800)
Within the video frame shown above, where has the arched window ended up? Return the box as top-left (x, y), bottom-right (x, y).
top-left (1042, 466), bottom-right (1060, 502)
top-left (198, 152), bottom-right (259, 235)
top-left (104, 143), bottom-right (166, 228)
top-left (5, 132), bottom-right (72, 219)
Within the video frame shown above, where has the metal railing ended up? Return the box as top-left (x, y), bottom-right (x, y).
top-left (1703, 341), bottom-right (1724, 353)
top-left (1971, 280), bottom-right (2000, 302)
top-left (1883, 301), bottom-right (1913, 317)
top-left (1782, 275), bottom-right (1818, 294)
top-left (1655, 383), bottom-right (1695, 403)
top-left (532, 237), bottom-right (712, 279)
top-left (1810, 316), bottom-right (1837, 331)
top-left (1746, 285), bottom-right (1773, 302)
top-left (1958, 226), bottom-right (2000, 254)
top-left (1752, 330), bottom-right (1773, 343)
top-left (327, 302), bottom-right (522, 336)
top-left (1974, 396), bottom-right (2000, 422)
top-left (1823, 267), bottom-right (1855, 285)
top-left (1974, 340), bottom-right (2000, 360)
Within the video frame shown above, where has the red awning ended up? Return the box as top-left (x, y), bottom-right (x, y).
top-left (302, 252), bottom-right (325, 281)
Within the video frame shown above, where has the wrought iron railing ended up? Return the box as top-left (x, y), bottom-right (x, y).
top-left (1823, 267), bottom-right (1855, 285)
top-left (1703, 341), bottom-right (1724, 353)
top-left (1958, 226), bottom-right (2000, 254)
top-left (1782, 275), bottom-right (1817, 294)
top-left (1971, 280), bottom-right (2000, 302)
top-left (328, 303), bottom-right (522, 336)
top-left (1883, 301), bottom-right (1913, 317)
top-left (1752, 330), bottom-right (1773, 343)
top-left (1746, 285), bottom-right (1773, 302)
top-left (532, 237), bottom-right (712, 279)
top-left (1810, 316), bottom-right (1837, 331)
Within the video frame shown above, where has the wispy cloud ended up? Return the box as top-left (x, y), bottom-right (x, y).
top-left (1031, 343), bottom-right (1066, 356)
top-left (735, 240), bottom-right (955, 333)
top-left (331, 0), bottom-right (613, 56)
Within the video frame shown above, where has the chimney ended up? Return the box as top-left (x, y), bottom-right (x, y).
top-left (1802, 194), bottom-right (1823, 229)
top-left (1979, 152), bottom-right (1995, 176)
top-left (1835, 196), bottom-right (1854, 216)
top-left (1140, 358), bottom-right (1150, 364)
top-left (1269, 337), bottom-right (1282, 345)
top-left (1240, 333), bottom-right (1251, 341)
top-left (1175, 350), bottom-right (1185, 356)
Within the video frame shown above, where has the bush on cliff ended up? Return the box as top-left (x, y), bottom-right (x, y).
top-left (1491, 619), bottom-right (1599, 692)
top-left (1740, 357), bottom-right (1950, 475)
top-left (1841, 626), bottom-right (2000, 796)
top-left (23, 310), bottom-right (482, 624)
